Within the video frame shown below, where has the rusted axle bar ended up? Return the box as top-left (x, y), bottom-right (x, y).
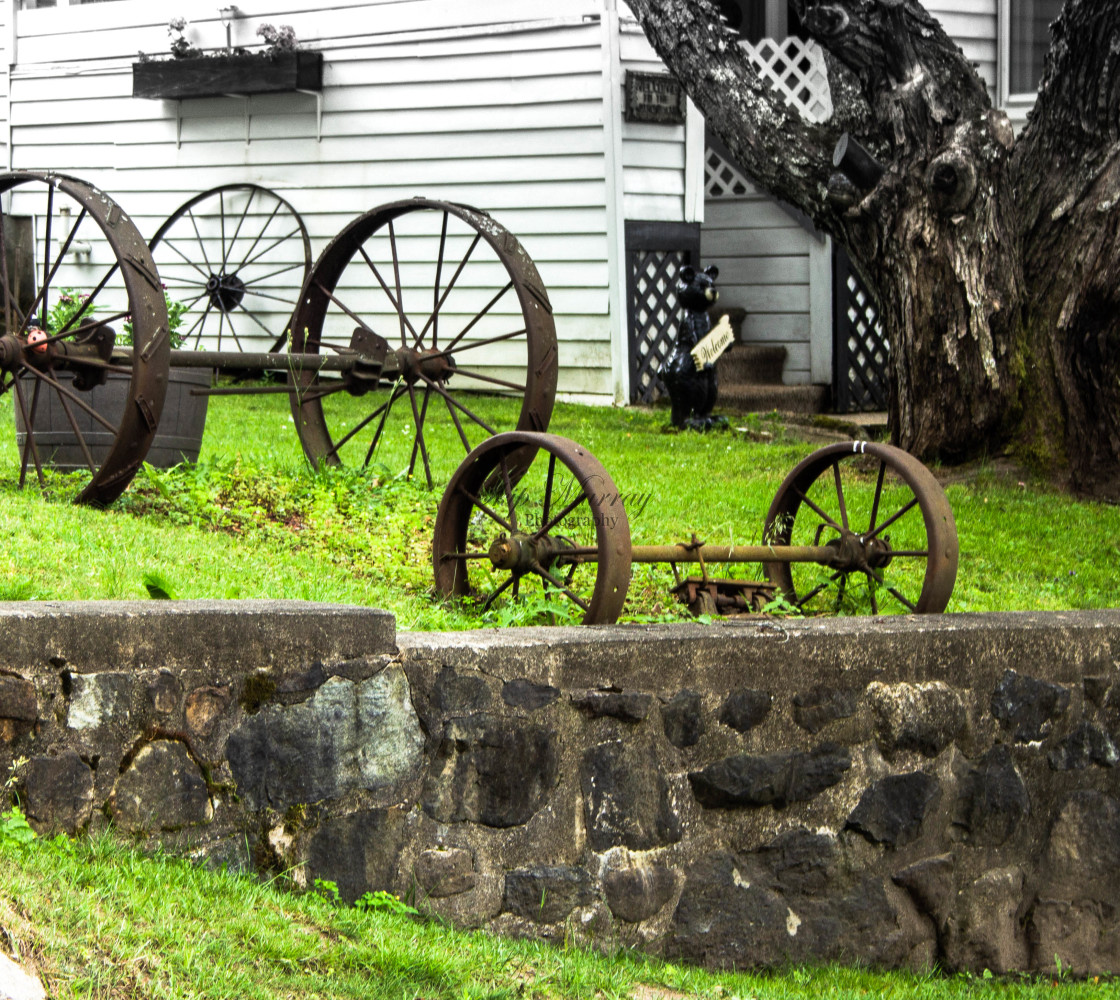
top-left (159, 349), bottom-right (364, 372)
top-left (629, 543), bottom-right (837, 565)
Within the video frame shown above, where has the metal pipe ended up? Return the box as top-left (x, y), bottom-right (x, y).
top-left (133, 349), bottom-right (365, 373)
top-left (629, 543), bottom-right (836, 565)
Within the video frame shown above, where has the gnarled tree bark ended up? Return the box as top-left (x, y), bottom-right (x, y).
top-left (627, 0), bottom-right (1119, 497)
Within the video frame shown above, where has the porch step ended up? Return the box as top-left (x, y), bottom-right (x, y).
top-left (718, 382), bottom-right (830, 415)
top-left (716, 343), bottom-right (787, 385)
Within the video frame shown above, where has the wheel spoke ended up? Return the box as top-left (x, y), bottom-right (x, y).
top-left (364, 383), bottom-right (406, 467)
top-left (157, 238), bottom-right (212, 279)
top-left (239, 225), bottom-right (305, 272)
top-left (439, 281), bottom-right (514, 356)
top-left (446, 365), bottom-right (526, 393)
top-left (457, 483), bottom-right (513, 532)
top-left (41, 184), bottom-right (54, 325)
top-left (867, 497), bottom-right (919, 539)
top-left (432, 210), bottom-right (449, 349)
top-left (28, 198), bottom-right (97, 336)
top-left (17, 374), bottom-right (44, 488)
top-left (530, 562), bottom-right (590, 612)
top-left (23, 366), bottom-right (119, 433)
top-left (222, 308), bottom-right (247, 351)
top-left (0, 200), bottom-right (15, 336)
top-left (233, 201), bottom-right (282, 272)
top-left (187, 208), bottom-right (215, 274)
top-left (53, 382), bottom-right (97, 473)
top-left (534, 491), bottom-right (588, 540)
top-left (388, 219), bottom-right (407, 348)
top-left (792, 571), bottom-right (843, 608)
top-left (791, 484), bottom-right (843, 534)
top-left (236, 287), bottom-right (300, 308)
top-left (311, 280), bottom-right (381, 342)
top-left (499, 453), bottom-right (518, 531)
top-left (541, 453), bottom-right (557, 528)
top-left (432, 327), bottom-right (527, 361)
top-left (406, 382), bottom-right (433, 487)
top-left (412, 233), bottom-right (481, 347)
top-left (40, 309), bottom-right (131, 349)
top-left (416, 372), bottom-right (497, 436)
top-left (864, 571), bottom-right (880, 614)
top-left (867, 569), bottom-right (917, 613)
top-left (358, 245), bottom-right (421, 345)
top-left (441, 389), bottom-right (471, 452)
top-left (241, 260), bottom-right (308, 284)
top-left (234, 301), bottom-right (279, 338)
top-left (833, 463), bottom-right (848, 530)
top-left (480, 575), bottom-right (515, 614)
top-left (222, 186), bottom-right (257, 271)
top-left (867, 460), bottom-right (886, 534)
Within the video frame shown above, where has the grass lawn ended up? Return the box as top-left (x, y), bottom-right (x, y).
top-left (0, 390), bottom-right (1116, 996)
top-left (0, 828), bottom-right (1112, 999)
top-left (0, 386), bottom-right (1117, 627)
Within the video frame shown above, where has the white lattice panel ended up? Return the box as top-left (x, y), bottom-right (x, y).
top-left (743, 36), bottom-right (833, 123)
top-left (705, 147), bottom-right (752, 199)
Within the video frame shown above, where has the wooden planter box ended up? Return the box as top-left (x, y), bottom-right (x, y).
top-left (132, 51), bottom-right (323, 100)
top-left (14, 369), bottom-right (210, 470)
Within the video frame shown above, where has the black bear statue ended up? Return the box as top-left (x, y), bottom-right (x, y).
top-left (663, 263), bottom-right (729, 431)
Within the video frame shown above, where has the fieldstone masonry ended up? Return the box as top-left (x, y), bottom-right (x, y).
top-left (1, 602), bottom-right (1119, 977)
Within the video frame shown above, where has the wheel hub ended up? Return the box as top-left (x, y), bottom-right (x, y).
top-left (487, 532), bottom-right (572, 575)
top-left (826, 530), bottom-right (894, 573)
top-left (206, 273), bottom-right (246, 313)
top-left (395, 347), bottom-right (455, 385)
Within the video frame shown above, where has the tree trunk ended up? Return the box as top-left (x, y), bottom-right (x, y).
top-left (627, 0), bottom-right (1120, 496)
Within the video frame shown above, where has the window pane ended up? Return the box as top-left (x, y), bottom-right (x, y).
top-left (1009, 0), bottom-right (1064, 94)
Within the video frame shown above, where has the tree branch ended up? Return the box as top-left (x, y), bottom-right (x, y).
top-left (625, 0), bottom-right (846, 223)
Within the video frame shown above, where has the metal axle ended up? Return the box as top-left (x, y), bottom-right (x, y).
top-left (629, 542), bottom-right (837, 565)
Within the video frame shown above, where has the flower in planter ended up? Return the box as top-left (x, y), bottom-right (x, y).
top-left (122, 287), bottom-right (190, 349)
top-left (257, 24), bottom-right (299, 56)
top-left (45, 288), bottom-right (97, 338)
top-left (168, 17), bottom-right (203, 60)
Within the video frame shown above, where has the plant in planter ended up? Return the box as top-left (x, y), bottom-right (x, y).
top-left (133, 18), bottom-right (323, 100)
top-left (16, 288), bottom-right (210, 472)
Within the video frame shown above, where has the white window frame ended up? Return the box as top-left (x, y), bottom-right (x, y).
top-left (998, 0), bottom-right (1061, 111)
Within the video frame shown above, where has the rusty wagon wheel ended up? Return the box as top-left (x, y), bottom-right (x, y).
top-left (762, 440), bottom-right (958, 615)
top-left (433, 432), bottom-right (632, 625)
top-left (0, 171), bottom-right (169, 506)
top-left (148, 183), bottom-right (311, 352)
top-left (287, 198), bottom-right (558, 488)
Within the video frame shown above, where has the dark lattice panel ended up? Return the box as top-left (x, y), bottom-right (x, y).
top-left (834, 252), bottom-right (889, 412)
top-left (628, 249), bottom-right (686, 404)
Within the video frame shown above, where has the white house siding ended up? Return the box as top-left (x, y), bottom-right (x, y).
top-left (6, 0), bottom-right (614, 398)
top-left (0, 3), bottom-right (8, 173)
top-left (617, 18), bottom-right (693, 224)
top-left (702, 182), bottom-right (822, 386)
top-left (925, 0), bottom-right (999, 100)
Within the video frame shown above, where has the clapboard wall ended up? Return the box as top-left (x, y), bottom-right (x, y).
top-left (925, 0), bottom-right (998, 100)
top-left (616, 13), bottom-right (701, 225)
top-left (703, 191), bottom-right (818, 386)
top-left (4, 0), bottom-right (621, 398)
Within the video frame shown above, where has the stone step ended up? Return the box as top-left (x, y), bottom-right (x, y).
top-left (717, 382), bottom-right (829, 415)
top-left (716, 343), bottom-right (787, 386)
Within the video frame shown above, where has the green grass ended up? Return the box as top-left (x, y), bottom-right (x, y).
top-left (0, 386), bottom-right (1117, 627)
top-left (0, 828), bottom-right (1111, 999)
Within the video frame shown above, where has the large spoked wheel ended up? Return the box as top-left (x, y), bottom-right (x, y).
top-left (762, 441), bottom-right (958, 615)
top-left (0, 171), bottom-right (169, 506)
top-left (433, 432), bottom-right (631, 624)
top-left (148, 184), bottom-right (311, 352)
top-left (288, 199), bottom-right (558, 487)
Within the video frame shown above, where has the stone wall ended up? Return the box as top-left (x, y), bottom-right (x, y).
top-left (1, 602), bottom-right (1118, 977)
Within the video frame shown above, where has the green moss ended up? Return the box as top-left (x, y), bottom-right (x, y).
top-left (238, 672), bottom-right (276, 714)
